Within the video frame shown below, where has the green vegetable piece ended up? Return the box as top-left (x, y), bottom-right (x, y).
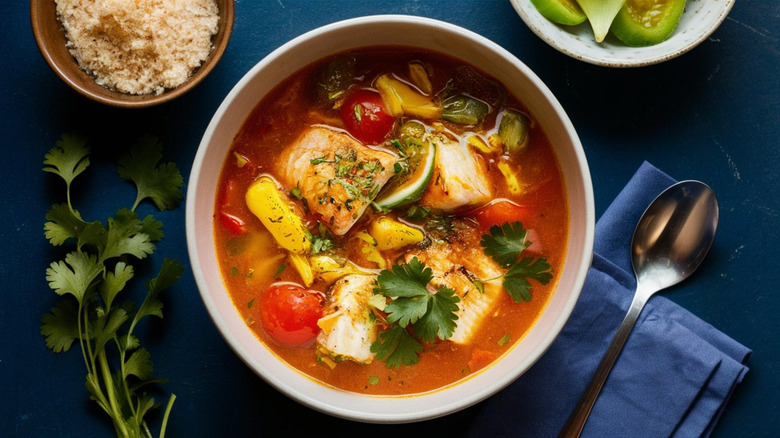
top-left (441, 95), bottom-right (490, 125)
top-left (315, 54), bottom-right (357, 102)
top-left (530, 0), bottom-right (587, 26)
top-left (498, 110), bottom-right (531, 154)
top-left (611, 0), bottom-right (687, 47)
top-left (576, 0), bottom-right (626, 42)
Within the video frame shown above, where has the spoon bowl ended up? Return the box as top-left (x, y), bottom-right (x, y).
top-left (560, 180), bottom-right (719, 437)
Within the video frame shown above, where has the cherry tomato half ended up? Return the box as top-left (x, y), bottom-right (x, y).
top-left (472, 199), bottom-right (532, 230)
top-left (339, 89), bottom-right (396, 144)
top-left (258, 283), bottom-right (325, 346)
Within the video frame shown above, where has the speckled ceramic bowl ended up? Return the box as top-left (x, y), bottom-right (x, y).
top-left (187, 15), bottom-right (594, 424)
top-left (511, 0), bottom-right (735, 67)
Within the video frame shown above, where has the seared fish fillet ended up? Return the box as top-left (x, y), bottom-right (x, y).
top-left (421, 134), bottom-right (492, 212)
top-left (316, 274), bottom-right (380, 364)
top-left (406, 220), bottom-right (503, 344)
top-left (279, 126), bottom-right (397, 235)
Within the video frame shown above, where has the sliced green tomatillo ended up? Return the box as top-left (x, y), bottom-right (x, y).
top-left (576, 0), bottom-right (626, 42)
top-left (530, 0), bottom-right (587, 26)
top-left (611, 0), bottom-right (687, 47)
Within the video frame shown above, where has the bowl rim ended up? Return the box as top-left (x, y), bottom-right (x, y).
top-left (510, 0), bottom-right (736, 68)
top-left (30, 0), bottom-right (235, 108)
top-left (186, 14), bottom-right (594, 423)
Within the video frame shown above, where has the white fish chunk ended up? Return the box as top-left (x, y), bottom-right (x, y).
top-left (278, 126), bottom-right (397, 235)
top-left (316, 274), bottom-right (381, 364)
top-left (421, 134), bottom-right (492, 212)
top-left (406, 220), bottom-right (503, 344)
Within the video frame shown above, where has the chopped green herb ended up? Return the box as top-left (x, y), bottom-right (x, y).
top-left (480, 222), bottom-right (553, 303)
top-left (353, 104), bottom-right (363, 123)
top-left (40, 133), bottom-right (183, 438)
top-left (274, 264), bottom-right (287, 277)
top-left (290, 185), bottom-right (302, 199)
top-left (310, 155), bottom-right (334, 165)
top-left (248, 298), bottom-right (255, 309)
top-left (370, 257), bottom-right (460, 368)
top-left (231, 267), bottom-right (239, 277)
top-left (498, 334), bottom-right (511, 346)
top-left (368, 376), bottom-right (380, 386)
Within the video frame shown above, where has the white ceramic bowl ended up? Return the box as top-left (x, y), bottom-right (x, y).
top-left (187, 15), bottom-right (594, 423)
top-left (511, 0), bottom-right (735, 67)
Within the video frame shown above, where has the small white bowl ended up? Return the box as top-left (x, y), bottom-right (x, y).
top-left (187, 15), bottom-right (594, 423)
top-left (511, 0), bottom-right (735, 67)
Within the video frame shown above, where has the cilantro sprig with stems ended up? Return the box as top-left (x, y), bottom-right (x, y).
top-left (40, 133), bottom-right (184, 438)
top-left (479, 221), bottom-right (553, 303)
top-left (370, 257), bottom-right (460, 368)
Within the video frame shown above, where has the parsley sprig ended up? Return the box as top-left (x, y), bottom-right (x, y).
top-left (480, 222), bottom-right (553, 303)
top-left (40, 133), bottom-right (184, 438)
top-left (370, 257), bottom-right (460, 368)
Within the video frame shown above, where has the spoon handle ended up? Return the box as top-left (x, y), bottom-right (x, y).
top-left (558, 290), bottom-right (650, 438)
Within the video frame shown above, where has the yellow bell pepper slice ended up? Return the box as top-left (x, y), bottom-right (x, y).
top-left (245, 176), bottom-right (310, 254)
top-left (375, 74), bottom-right (441, 119)
top-left (368, 216), bottom-right (425, 251)
top-left (288, 253), bottom-right (314, 287)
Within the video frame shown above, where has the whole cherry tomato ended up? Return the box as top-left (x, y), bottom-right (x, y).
top-left (258, 282), bottom-right (325, 346)
top-left (339, 89), bottom-right (396, 144)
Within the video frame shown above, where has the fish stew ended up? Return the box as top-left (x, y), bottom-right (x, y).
top-left (214, 46), bottom-right (569, 395)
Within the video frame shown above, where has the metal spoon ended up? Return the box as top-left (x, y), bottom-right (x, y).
top-left (559, 180), bottom-right (719, 438)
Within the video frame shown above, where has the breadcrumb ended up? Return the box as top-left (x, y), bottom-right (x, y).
top-left (56, 0), bottom-right (219, 95)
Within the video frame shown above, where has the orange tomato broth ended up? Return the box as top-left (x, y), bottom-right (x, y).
top-left (213, 46), bottom-right (569, 395)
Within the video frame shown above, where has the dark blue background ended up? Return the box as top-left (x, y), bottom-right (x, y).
top-left (2, 1), bottom-right (777, 436)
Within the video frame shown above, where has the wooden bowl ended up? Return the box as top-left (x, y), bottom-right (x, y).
top-left (30, 0), bottom-right (234, 108)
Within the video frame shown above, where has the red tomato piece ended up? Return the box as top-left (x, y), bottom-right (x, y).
top-left (258, 283), bottom-right (325, 346)
top-left (339, 89), bottom-right (396, 144)
top-left (472, 199), bottom-right (532, 230)
top-left (218, 211), bottom-right (246, 236)
top-left (217, 179), bottom-right (249, 235)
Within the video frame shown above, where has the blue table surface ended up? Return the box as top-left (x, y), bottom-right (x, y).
top-left (2, 1), bottom-right (778, 436)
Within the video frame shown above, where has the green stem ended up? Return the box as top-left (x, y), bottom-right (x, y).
top-left (98, 350), bottom-right (130, 438)
top-left (159, 394), bottom-right (176, 438)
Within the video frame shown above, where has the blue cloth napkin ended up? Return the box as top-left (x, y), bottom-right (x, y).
top-left (466, 162), bottom-right (751, 437)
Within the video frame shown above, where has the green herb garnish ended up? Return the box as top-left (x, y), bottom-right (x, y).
top-left (480, 222), bottom-right (553, 303)
top-left (370, 257), bottom-right (460, 368)
top-left (40, 133), bottom-right (184, 438)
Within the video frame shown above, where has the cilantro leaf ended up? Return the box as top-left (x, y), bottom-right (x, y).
top-left (40, 298), bottom-right (80, 353)
top-left (372, 257), bottom-right (460, 367)
top-left (100, 208), bottom-right (155, 262)
top-left (43, 133), bottom-right (89, 188)
top-left (370, 325), bottom-right (423, 368)
top-left (480, 222), bottom-right (530, 267)
top-left (99, 262), bottom-right (134, 311)
top-left (413, 286), bottom-right (459, 342)
top-left (141, 215), bottom-right (165, 242)
top-left (46, 251), bottom-right (102, 302)
top-left (384, 295), bottom-right (429, 327)
top-left (93, 307), bottom-right (130, 356)
top-left (125, 348), bottom-right (154, 380)
top-left (118, 135), bottom-right (183, 211)
top-left (479, 222), bottom-right (554, 304)
top-left (374, 257), bottom-right (432, 298)
top-left (503, 257), bottom-right (553, 303)
top-left (44, 203), bottom-right (89, 246)
top-left (135, 258), bottom-right (185, 323)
